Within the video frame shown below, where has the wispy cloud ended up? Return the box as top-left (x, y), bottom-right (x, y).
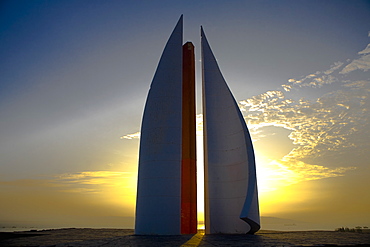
top-left (122, 114), bottom-right (204, 140)
top-left (340, 40), bottom-right (370, 74)
top-left (120, 132), bottom-right (140, 139)
top-left (0, 171), bottom-right (136, 195)
top-left (280, 42), bottom-right (370, 91)
top-left (340, 54), bottom-right (370, 74)
top-left (52, 171), bottom-right (135, 194)
top-left (239, 41), bottom-right (370, 188)
top-left (244, 79), bottom-right (369, 145)
top-left (283, 71), bottom-right (338, 90)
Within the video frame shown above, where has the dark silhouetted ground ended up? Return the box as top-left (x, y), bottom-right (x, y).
top-left (1, 228), bottom-right (369, 246)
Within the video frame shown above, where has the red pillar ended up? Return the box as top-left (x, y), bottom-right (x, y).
top-left (181, 42), bottom-right (197, 234)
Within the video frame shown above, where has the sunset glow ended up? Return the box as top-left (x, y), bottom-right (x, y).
top-left (1, 1), bottom-right (369, 231)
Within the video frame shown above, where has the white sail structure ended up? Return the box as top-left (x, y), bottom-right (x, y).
top-left (201, 27), bottom-right (260, 234)
top-left (135, 16), bottom-right (183, 235)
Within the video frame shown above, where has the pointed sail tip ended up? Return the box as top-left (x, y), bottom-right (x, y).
top-left (200, 26), bottom-right (205, 37)
top-left (171, 15), bottom-right (183, 40)
top-left (175, 15), bottom-right (183, 28)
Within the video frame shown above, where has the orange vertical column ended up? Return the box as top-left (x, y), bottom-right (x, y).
top-left (181, 42), bottom-right (197, 234)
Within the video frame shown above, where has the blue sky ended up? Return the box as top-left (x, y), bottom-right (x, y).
top-left (1, 0), bottom-right (370, 230)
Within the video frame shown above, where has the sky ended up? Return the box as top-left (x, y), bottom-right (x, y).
top-left (1, 0), bottom-right (370, 230)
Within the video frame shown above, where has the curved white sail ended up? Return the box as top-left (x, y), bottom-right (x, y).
top-left (135, 16), bottom-right (183, 235)
top-left (201, 27), bottom-right (260, 234)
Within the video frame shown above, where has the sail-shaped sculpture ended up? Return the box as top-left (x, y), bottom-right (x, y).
top-left (135, 16), bottom-right (197, 235)
top-left (135, 16), bottom-right (259, 235)
top-left (135, 16), bottom-right (184, 235)
top-left (201, 27), bottom-right (260, 234)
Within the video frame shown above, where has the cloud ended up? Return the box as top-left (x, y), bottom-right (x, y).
top-left (340, 54), bottom-right (370, 74)
top-left (240, 76), bottom-right (370, 189)
top-left (52, 171), bottom-right (135, 194)
top-left (281, 84), bottom-right (292, 92)
top-left (221, 64), bottom-right (367, 190)
top-left (358, 43), bottom-right (370, 55)
top-left (239, 40), bottom-right (370, 188)
top-left (121, 114), bottom-right (204, 140)
top-left (323, 62), bottom-right (344, 75)
top-left (285, 72), bottom-right (338, 89)
top-left (0, 171), bottom-right (136, 195)
top-left (120, 132), bottom-right (140, 139)
top-left (243, 79), bottom-right (369, 152)
top-left (282, 42), bottom-right (370, 90)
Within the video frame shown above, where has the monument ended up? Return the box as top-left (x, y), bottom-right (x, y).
top-left (135, 16), bottom-right (260, 235)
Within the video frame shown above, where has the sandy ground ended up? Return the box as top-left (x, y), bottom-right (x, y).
top-left (1, 228), bottom-right (369, 247)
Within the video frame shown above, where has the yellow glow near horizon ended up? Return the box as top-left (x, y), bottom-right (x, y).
top-left (55, 171), bottom-right (137, 212)
top-left (118, 117), bottom-right (304, 226)
top-left (195, 117), bottom-right (300, 220)
top-left (124, 119), bottom-right (314, 225)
